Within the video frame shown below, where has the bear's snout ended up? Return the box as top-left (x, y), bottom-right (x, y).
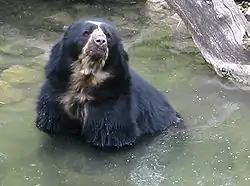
top-left (92, 34), bottom-right (107, 47)
top-left (83, 29), bottom-right (108, 62)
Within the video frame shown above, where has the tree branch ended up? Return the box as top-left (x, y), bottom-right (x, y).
top-left (166, 0), bottom-right (250, 87)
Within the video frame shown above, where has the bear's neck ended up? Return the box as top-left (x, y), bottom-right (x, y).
top-left (59, 70), bottom-right (130, 119)
top-left (58, 52), bottom-right (130, 119)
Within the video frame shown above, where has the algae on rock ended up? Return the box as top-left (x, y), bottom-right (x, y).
top-left (43, 11), bottom-right (74, 32)
top-left (132, 26), bottom-right (198, 54)
top-left (1, 65), bottom-right (42, 85)
top-left (0, 98), bottom-right (35, 112)
top-left (31, 54), bottom-right (47, 68)
top-left (0, 41), bottom-right (44, 57)
top-left (0, 81), bottom-right (24, 104)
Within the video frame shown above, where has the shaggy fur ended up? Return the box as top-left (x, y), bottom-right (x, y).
top-left (35, 17), bottom-right (184, 148)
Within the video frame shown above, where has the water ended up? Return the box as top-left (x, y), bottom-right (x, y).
top-left (0, 0), bottom-right (250, 186)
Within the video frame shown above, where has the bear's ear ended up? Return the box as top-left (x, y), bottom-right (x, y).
top-left (62, 25), bottom-right (69, 32)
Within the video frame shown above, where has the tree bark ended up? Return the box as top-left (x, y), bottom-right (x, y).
top-left (165, 0), bottom-right (250, 88)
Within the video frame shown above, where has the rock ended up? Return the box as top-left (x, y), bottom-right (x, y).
top-left (0, 38), bottom-right (45, 69)
top-left (146, 0), bottom-right (172, 24)
top-left (0, 80), bottom-right (24, 104)
top-left (124, 11), bottom-right (141, 22)
top-left (119, 26), bottom-right (140, 38)
top-left (146, 0), bottom-right (191, 39)
top-left (0, 98), bottom-right (35, 112)
top-left (0, 51), bottom-right (28, 69)
top-left (43, 12), bottom-right (74, 32)
top-left (1, 65), bottom-right (42, 85)
top-left (109, 16), bottom-right (128, 27)
top-left (32, 54), bottom-right (46, 66)
top-left (167, 38), bottom-right (200, 54)
top-left (30, 53), bottom-right (50, 71)
top-left (0, 25), bottom-right (21, 40)
top-left (132, 26), bottom-right (198, 54)
top-left (0, 41), bottom-right (45, 57)
top-left (72, 4), bottom-right (103, 19)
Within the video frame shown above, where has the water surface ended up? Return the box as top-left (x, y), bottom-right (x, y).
top-left (0, 1), bottom-right (250, 186)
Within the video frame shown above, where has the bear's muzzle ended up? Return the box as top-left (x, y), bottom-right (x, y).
top-left (82, 28), bottom-right (109, 64)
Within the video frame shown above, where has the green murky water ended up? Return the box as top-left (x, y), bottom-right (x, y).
top-left (1, 0), bottom-right (250, 186)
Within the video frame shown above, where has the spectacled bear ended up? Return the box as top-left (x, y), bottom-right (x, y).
top-left (35, 17), bottom-right (184, 149)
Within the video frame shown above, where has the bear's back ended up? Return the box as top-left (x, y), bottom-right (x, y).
top-left (129, 68), bottom-right (182, 135)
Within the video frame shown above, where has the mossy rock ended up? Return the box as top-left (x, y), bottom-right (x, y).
top-left (1, 65), bottom-right (42, 85)
top-left (0, 51), bottom-right (24, 69)
top-left (167, 39), bottom-right (200, 54)
top-left (0, 98), bottom-right (35, 113)
top-left (109, 15), bottom-right (128, 27)
top-left (0, 81), bottom-right (24, 104)
top-left (0, 36), bottom-right (10, 46)
top-left (29, 54), bottom-right (49, 71)
top-left (132, 26), bottom-right (198, 54)
top-left (136, 26), bottom-right (172, 47)
top-left (32, 54), bottom-right (46, 66)
top-left (119, 26), bottom-right (140, 39)
top-left (129, 45), bottom-right (171, 59)
top-left (43, 11), bottom-right (74, 32)
top-left (0, 41), bottom-right (45, 57)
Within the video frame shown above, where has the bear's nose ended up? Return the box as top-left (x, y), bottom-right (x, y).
top-left (93, 35), bottom-right (107, 46)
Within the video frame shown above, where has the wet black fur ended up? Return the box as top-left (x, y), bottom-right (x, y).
top-left (35, 17), bottom-right (184, 149)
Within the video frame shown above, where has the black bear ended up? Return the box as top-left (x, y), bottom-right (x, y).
top-left (35, 17), bottom-right (184, 149)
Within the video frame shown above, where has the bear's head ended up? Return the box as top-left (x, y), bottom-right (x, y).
top-left (45, 17), bottom-right (129, 88)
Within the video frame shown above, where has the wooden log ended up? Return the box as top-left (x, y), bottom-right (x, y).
top-left (165, 0), bottom-right (250, 88)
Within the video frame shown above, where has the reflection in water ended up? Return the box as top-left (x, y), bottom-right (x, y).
top-left (37, 131), bottom-right (187, 186)
top-left (0, 0), bottom-right (250, 186)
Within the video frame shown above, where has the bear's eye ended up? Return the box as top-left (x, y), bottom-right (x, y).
top-left (105, 32), bottom-right (111, 40)
top-left (83, 31), bottom-right (90, 37)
